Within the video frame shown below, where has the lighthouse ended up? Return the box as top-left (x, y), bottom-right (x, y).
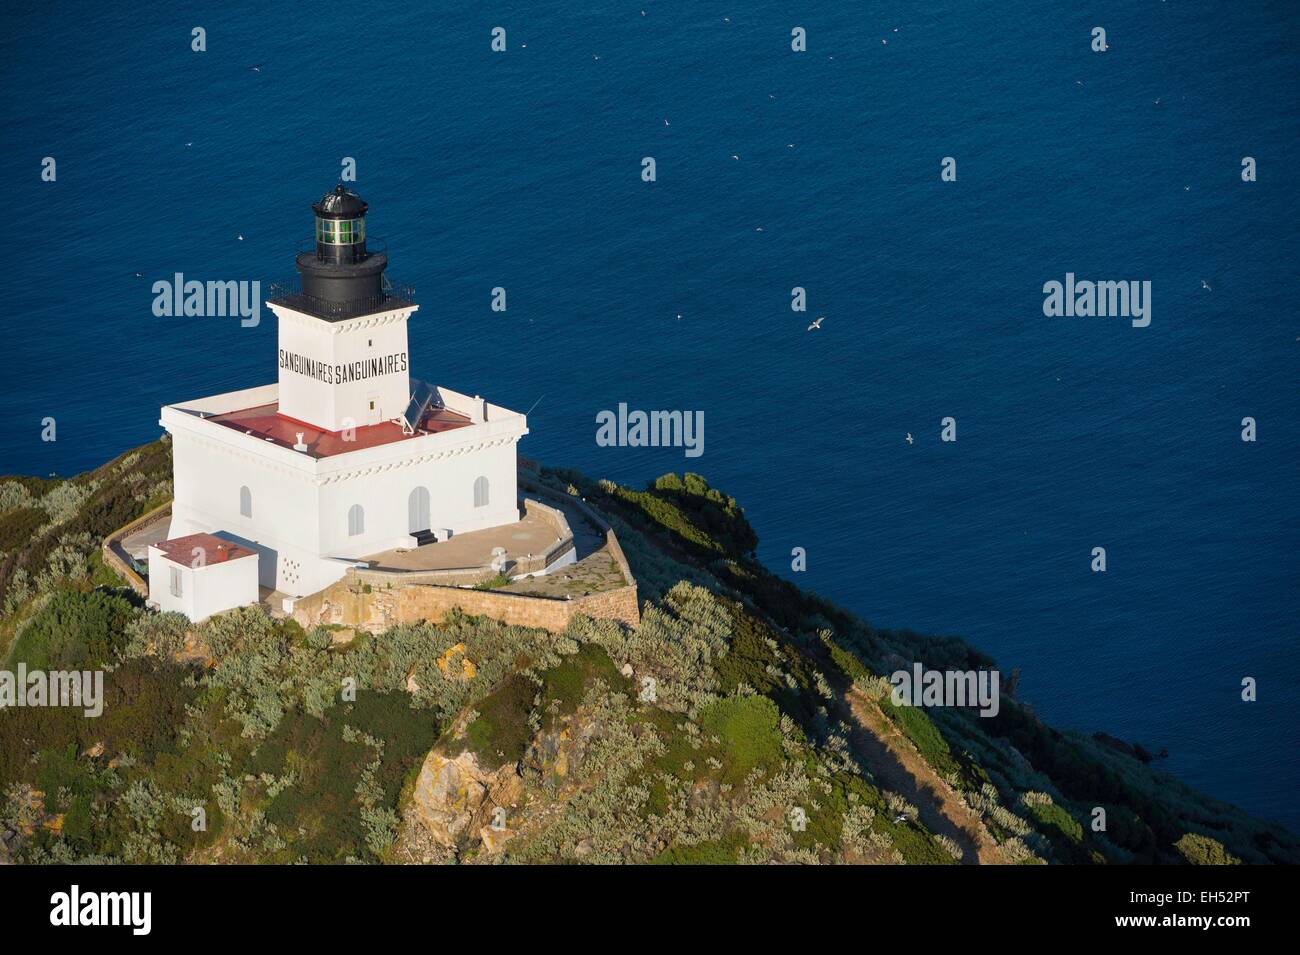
top-left (270, 185), bottom-right (416, 432)
top-left (154, 184), bottom-right (529, 610)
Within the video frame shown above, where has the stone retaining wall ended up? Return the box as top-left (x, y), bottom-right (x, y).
top-left (291, 572), bottom-right (639, 634)
top-left (101, 501), bottom-right (172, 598)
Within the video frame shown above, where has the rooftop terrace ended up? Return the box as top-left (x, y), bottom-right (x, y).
top-left (203, 401), bottom-right (472, 459)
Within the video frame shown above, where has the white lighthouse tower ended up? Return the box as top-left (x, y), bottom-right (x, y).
top-left (271, 185), bottom-right (415, 431)
top-left (155, 185), bottom-right (528, 607)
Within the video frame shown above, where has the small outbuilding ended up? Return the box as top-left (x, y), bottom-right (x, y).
top-left (148, 533), bottom-right (259, 622)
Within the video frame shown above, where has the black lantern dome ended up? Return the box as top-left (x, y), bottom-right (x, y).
top-left (312, 184), bottom-right (368, 220)
top-left (311, 184), bottom-right (370, 265)
top-left (270, 184), bottom-right (409, 321)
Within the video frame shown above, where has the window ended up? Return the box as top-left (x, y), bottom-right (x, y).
top-left (169, 566), bottom-right (183, 598)
top-left (239, 485), bottom-right (252, 518)
top-left (315, 218), bottom-right (364, 245)
top-left (348, 504), bottom-right (365, 537)
top-left (473, 476), bottom-right (489, 508)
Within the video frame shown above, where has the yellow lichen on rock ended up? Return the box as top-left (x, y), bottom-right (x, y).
top-left (436, 643), bottom-right (477, 682)
top-left (411, 747), bottom-right (522, 854)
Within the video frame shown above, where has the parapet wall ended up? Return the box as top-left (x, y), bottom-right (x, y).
top-left (519, 475), bottom-right (636, 583)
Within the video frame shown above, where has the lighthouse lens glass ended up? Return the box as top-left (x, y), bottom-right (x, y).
top-left (315, 217), bottom-right (363, 244)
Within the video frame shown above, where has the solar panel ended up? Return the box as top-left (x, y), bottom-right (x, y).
top-left (401, 379), bottom-right (435, 434)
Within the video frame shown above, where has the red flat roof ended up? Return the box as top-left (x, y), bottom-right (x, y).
top-left (204, 402), bottom-right (472, 458)
top-left (153, 533), bottom-right (256, 566)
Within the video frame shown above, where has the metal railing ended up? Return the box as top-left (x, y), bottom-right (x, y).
top-left (295, 235), bottom-right (388, 256)
top-left (267, 276), bottom-right (416, 319)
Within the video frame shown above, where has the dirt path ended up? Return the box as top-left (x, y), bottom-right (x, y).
top-left (843, 688), bottom-right (1007, 865)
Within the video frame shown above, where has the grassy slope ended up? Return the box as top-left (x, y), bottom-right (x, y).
top-left (554, 466), bottom-right (1298, 865)
top-left (0, 443), bottom-right (1293, 865)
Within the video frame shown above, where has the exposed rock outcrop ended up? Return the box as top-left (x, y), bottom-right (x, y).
top-left (411, 749), bottom-right (523, 854)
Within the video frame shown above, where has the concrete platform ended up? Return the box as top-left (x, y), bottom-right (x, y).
top-left (501, 549), bottom-right (626, 597)
top-left (119, 511), bottom-right (173, 563)
top-left (362, 504), bottom-right (569, 573)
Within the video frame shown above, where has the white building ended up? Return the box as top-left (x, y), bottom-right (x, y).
top-left (157, 185), bottom-right (528, 600)
top-left (147, 533), bottom-right (259, 621)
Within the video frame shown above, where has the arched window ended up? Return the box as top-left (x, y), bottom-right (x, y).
top-left (239, 485), bottom-right (252, 519)
top-left (473, 476), bottom-right (490, 508)
top-left (348, 504), bottom-right (365, 537)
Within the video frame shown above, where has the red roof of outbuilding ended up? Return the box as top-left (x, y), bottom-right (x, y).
top-left (152, 533), bottom-right (256, 567)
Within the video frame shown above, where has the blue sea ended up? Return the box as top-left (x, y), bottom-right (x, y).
top-left (1, 2), bottom-right (1296, 831)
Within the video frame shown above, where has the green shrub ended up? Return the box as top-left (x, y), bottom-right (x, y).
top-left (0, 660), bottom-right (191, 792)
top-left (0, 507), bottom-right (46, 554)
top-left (1021, 794), bottom-right (1092, 862)
top-left (633, 707), bottom-right (724, 816)
top-left (715, 603), bottom-right (822, 729)
top-left (821, 631), bottom-right (873, 684)
top-left (8, 588), bottom-right (138, 669)
top-left (698, 695), bottom-right (783, 786)
top-left (248, 691), bottom-right (440, 863)
top-left (881, 700), bottom-right (987, 792)
top-left (459, 675), bottom-right (537, 770)
top-left (540, 644), bottom-right (628, 723)
top-left (253, 710), bottom-right (375, 862)
top-left (652, 832), bottom-right (747, 865)
top-left (0, 439), bottom-right (171, 612)
top-left (600, 472), bottom-right (757, 560)
top-left (1174, 833), bottom-right (1241, 866)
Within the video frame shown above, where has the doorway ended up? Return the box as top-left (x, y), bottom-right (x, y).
top-left (408, 486), bottom-right (430, 533)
